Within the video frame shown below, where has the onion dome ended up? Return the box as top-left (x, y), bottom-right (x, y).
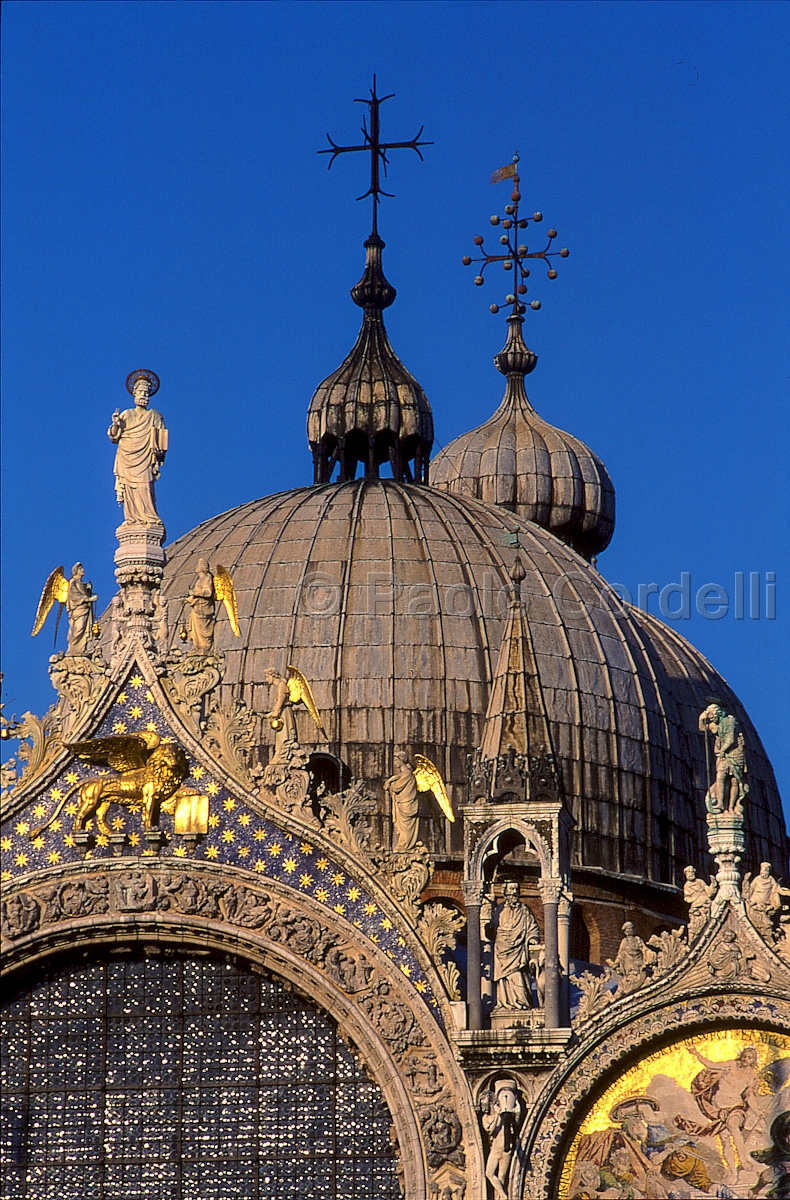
top-left (431, 312), bottom-right (615, 560)
top-left (307, 235), bottom-right (434, 484)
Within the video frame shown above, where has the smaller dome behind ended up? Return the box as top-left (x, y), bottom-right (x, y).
top-left (432, 313), bottom-right (615, 561)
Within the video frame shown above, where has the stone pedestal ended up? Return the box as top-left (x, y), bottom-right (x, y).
top-left (707, 811), bottom-right (746, 915)
top-left (111, 521), bottom-right (167, 666)
top-left (114, 521), bottom-right (166, 586)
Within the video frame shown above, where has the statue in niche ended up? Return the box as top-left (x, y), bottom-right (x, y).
top-left (489, 880), bottom-right (540, 1009)
top-left (108, 369), bottom-right (168, 526)
top-left (743, 862), bottom-right (782, 940)
top-left (480, 1078), bottom-right (524, 1200)
top-left (32, 563), bottom-right (98, 656)
top-left (607, 920), bottom-right (656, 995)
top-left (385, 750), bottom-right (454, 852)
top-left (698, 697), bottom-right (748, 815)
top-left (683, 865), bottom-right (718, 941)
top-left (183, 560), bottom-right (240, 652)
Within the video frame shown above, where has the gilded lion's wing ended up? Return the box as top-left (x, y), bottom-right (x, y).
top-left (31, 566), bottom-right (68, 636)
top-left (286, 666), bottom-right (327, 738)
top-left (413, 754), bottom-right (454, 822)
top-left (67, 734), bottom-right (154, 774)
top-left (214, 564), bottom-right (241, 637)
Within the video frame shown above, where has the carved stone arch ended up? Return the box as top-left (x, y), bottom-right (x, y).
top-left (1, 859), bottom-right (484, 1198)
top-left (515, 992), bottom-right (790, 1200)
top-left (468, 818), bottom-right (552, 884)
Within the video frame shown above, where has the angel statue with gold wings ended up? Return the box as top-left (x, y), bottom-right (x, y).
top-left (183, 560), bottom-right (240, 653)
top-left (32, 563), bottom-right (98, 656)
top-left (384, 751), bottom-right (454, 852)
top-left (264, 665), bottom-right (327, 759)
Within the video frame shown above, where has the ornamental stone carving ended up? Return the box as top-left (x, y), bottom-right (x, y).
top-left (607, 921), bottom-right (656, 996)
top-left (358, 979), bottom-right (425, 1056)
top-left (417, 901), bottom-right (466, 1001)
top-left (419, 1104), bottom-right (465, 1169)
top-left (1, 891), bottom-right (42, 940)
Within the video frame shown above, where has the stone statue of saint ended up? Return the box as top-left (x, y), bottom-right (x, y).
top-left (683, 865), bottom-right (717, 942)
top-left (186, 560), bottom-right (216, 653)
top-left (743, 862), bottom-right (782, 940)
top-left (65, 563), bottom-right (98, 656)
top-left (608, 921), bottom-right (655, 995)
top-left (698, 699), bottom-right (748, 815)
top-left (491, 881), bottom-right (540, 1009)
top-left (481, 1078), bottom-right (523, 1200)
top-left (385, 751), bottom-right (420, 852)
top-left (108, 370), bottom-right (167, 526)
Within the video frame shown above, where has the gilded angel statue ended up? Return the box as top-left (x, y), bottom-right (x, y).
top-left (384, 751), bottom-right (454, 852)
top-left (264, 665), bottom-right (327, 754)
top-left (182, 560), bottom-right (240, 653)
top-left (32, 563), bottom-right (98, 656)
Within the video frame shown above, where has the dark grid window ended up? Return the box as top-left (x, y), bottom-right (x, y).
top-left (1, 952), bottom-right (401, 1200)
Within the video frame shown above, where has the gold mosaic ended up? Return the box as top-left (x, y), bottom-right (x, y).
top-left (559, 1028), bottom-right (790, 1199)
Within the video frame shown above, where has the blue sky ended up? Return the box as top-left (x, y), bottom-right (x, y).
top-left (2, 1), bottom-right (788, 813)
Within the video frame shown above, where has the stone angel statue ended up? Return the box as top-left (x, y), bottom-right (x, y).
top-left (264, 665), bottom-right (327, 756)
top-left (183, 560), bottom-right (240, 653)
top-left (385, 752), bottom-right (454, 853)
top-left (32, 564), bottom-right (98, 656)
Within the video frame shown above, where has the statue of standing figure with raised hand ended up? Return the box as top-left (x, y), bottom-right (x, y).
top-left (108, 370), bottom-right (168, 526)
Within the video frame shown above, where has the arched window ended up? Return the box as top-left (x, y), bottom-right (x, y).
top-left (1, 951), bottom-right (401, 1199)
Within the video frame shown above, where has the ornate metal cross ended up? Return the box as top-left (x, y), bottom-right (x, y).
top-left (463, 153), bottom-right (569, 317)
top-left (319, 76), bottom-right (432, 236)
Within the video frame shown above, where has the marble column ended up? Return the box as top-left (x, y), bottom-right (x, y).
top-left (463, 881), bottom-right (484, 1031)
top-left (541, 879), bottom-right (562, 1029)
top-left (558, 889), bottom-right (572, 1027)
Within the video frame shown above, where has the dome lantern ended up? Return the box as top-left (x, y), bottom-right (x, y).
top-left (308, 79), bottom-right (434, 484)
top-left (433, 162), bottom-right (615, 561)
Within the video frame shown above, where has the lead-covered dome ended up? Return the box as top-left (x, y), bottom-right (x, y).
top-left (431, 314), bottom-right (615, 560)
top-left (160, 480), bottom-right (785, 891)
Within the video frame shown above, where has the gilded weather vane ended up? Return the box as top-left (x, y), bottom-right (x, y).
top-left (463, 153), bottom-right (569, 315)
top-left (319, 76), bottom-right (432, 235)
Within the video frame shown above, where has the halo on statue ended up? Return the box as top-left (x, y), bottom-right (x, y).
top-left (126, 368), bottom-right (161, 396)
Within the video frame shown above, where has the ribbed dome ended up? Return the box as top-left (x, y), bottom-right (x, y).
top-left (160, 480), bottom-right (785, 891)
top-left (431, 314), bottom-right (615, 560)
top-left (307, 235), bottom-right (433, 484)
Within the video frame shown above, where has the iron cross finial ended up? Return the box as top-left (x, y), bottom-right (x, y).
top-left (319, 76), bottom-right (432, 236)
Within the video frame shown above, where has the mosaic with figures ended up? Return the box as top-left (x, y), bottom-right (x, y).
top-left (1, 670), bottom-right (442, 1020)
top-left (559, 1029), bottom-right (790, 1200)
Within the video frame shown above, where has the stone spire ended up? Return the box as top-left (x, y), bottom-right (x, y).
top-left (307, 236), bottom-right (434, 483)
top-left (479, 556), bottom-right (555, 770)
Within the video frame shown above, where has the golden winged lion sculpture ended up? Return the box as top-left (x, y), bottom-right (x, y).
top-left (30, 731), bottom-right (191, 838)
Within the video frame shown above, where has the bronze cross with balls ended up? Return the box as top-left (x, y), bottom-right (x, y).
top-left (463, 153), bottom-right (569, 316)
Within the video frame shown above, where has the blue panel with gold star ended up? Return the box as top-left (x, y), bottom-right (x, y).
top-left (1, 667), bottom-right (443, 1022)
